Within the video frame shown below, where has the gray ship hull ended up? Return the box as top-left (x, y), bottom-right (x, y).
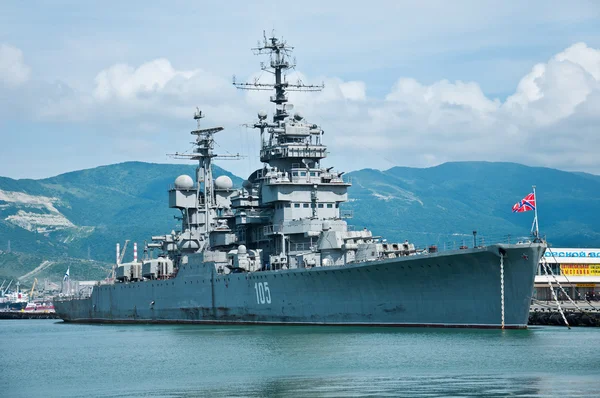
top-left (54, 243), bottom-right (544, 328)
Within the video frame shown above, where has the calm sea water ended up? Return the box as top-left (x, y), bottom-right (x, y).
top-left (1, 320), bottom-right (598, 397)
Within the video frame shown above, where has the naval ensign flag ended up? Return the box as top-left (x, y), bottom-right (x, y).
top-left (512, 186), bottom-right (540, 237)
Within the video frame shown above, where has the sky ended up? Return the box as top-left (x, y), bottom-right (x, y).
top-left (1, 0), bottom-right (600, 180)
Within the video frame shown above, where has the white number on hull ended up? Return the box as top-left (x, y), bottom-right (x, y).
top-left (254, 282), bottom-right (271, 304)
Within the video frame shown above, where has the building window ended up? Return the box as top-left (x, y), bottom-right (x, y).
top-left (303, 203), bottom-right (309, 208)
top-left (292, 172), bottom-right (299, 177)
top-left (294, 203), bottom-right (300, 208)
top-left (310, 172), bottom-right (316, 177)
top-left (300, 172), bottom-right (307, 177)
top-left (318, 204), bottom-right (324, 208)
top-left (327, 204), bottom-right (333, 208)
top-left (285, 203), bottom-right (291, 208)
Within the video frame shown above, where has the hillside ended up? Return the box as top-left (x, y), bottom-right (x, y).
top-left (344, 162), bottom-right (600, 249)
top-left (0, 162), bottom-right (242, 283)
top-left (1, 161), bottom-right (598, 282)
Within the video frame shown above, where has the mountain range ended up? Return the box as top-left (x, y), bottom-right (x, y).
top-left (1, 161), bottom-right (599, 284)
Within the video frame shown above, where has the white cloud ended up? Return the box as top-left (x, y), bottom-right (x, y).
top-left (386, 78), bottom-right (499, 113)
top-left (93, 58), bottom-right (195, 101)
top-left (318, 42), bottom-right (600, 174)
top-left (503, 42), bottom-right (600, 126)
top-left (339, 81), bottom-right (366, 101)
top-left (0, 44), bottom-right (30, 87)
top-left (3, 41), bottom-right (600, 178)
top-left (556, 42), bottom-right (600, 80)
top-left (38, 57), bottom-right (238, 123)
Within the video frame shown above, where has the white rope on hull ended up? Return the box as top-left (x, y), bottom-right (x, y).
top-left (500, 254), bottom-right (505, 330)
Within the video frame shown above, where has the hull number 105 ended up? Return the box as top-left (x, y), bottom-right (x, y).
top-left (254, 282), bottom-right (271, 304)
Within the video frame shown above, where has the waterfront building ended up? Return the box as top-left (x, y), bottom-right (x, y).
top-left (534, 248), bottom-right (600, 301)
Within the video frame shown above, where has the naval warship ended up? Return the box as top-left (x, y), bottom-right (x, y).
top-left (54, 33), bottom-right (546, 328)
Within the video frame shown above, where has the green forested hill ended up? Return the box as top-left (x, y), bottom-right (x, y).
top-left (1, 161), bottom-right (598, 283)
top-left (345, 162), bottom-right (600, 249)
top-left (0, 162), bottom-right (241, 282)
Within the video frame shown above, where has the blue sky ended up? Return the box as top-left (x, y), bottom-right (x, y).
top-left (1, 1), bottom-right (600, 179)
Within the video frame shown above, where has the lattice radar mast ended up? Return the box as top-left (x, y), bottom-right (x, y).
top-left (233, 31), bottom-right (324, 123)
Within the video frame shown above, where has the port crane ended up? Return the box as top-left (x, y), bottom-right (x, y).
top-left (119, 240), bottom-right (130, 264)
top-left (29, 278), bottom-right (38, 301)
top-left (2, 279), bottom-right (13, 295)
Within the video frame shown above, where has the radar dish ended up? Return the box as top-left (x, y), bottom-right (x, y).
top-left (174, 175), bottom-right (194, 189)
top-left (214, 175), bottom-right (234, 190)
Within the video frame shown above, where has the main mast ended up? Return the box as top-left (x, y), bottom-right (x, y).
top-left (234, 32), bottom-right (325, 172)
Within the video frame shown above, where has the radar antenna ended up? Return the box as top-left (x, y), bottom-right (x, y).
top-left (169, 108), bottom-right (241, 162)
top-left (167, 109), bottom-right (241, 238)
top-left (233, 31), bottom-right (324, 122)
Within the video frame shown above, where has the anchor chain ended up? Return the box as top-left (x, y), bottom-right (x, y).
top-left (542, 260), bottom-right (570, 328)
top-left (500, 254), bottom-right (505, 329)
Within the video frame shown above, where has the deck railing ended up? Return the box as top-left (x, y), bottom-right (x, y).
top-left (406, 233), bottom-right (543, 254)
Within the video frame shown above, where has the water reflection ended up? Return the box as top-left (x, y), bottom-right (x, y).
top-left (105, 374), bottom-right (598, 397)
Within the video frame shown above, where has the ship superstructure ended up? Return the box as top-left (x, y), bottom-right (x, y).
top-left (54, 33), bottom-right (546, 328)
top-left (135, 33), bottom-right (408, 276)
top-left (0, 280), bottom-right (29, 311)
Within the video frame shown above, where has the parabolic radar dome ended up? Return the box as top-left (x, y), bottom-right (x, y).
top-left (174, 175), bottom-right (194, 189)
top-left (214, 175), bottom-right (233, 190)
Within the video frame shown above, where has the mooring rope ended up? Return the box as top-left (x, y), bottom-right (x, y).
top-left (500, 254), bottom-right (505, 329)
top-left (541, 257), bottom-right (589, 314)
top-left (545, 248), bottom-right (598, 311)
top-left (542, 261), bottom-right (570, 329)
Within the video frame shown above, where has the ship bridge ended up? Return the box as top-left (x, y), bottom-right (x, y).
top-left (258, 113), bottom-right (327, 172)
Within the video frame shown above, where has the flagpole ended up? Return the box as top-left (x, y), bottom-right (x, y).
top-left (532, 185), bottom-right (540, 238)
